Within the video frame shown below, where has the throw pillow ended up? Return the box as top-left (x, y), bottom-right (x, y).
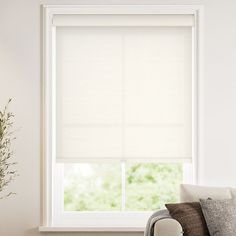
top-left (165, 202), bottom-right (210, 236)
top-left (200, 198), bottom-right (236, 236)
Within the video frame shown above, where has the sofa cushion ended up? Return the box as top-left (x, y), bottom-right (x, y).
top-left (165, 202), bottom-right (210, 236)
top-left (180, 184), bottom-right (232, 202)
top-left (200, 198), bottom-right (236, 236)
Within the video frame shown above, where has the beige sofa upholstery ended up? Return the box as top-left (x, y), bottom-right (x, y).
top-left (180, 184), bottom-right (232, 202)
top-left (153, 218), bottom-right (183, 236)
top-left (153, 184), bottom-right (236, 236)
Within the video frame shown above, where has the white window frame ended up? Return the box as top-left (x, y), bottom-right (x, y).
top-left (40, 4), bottom-right (204, 232)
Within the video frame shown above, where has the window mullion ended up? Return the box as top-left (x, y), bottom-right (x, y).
top-left (121, 161), bottom-right (126, 211)
top-left (121, 33), bottom-right (126, 212)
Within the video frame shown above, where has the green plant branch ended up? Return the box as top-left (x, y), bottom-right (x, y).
top-left (0, 99), bottom-right (17, 199)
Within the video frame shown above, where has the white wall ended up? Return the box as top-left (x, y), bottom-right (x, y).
top-left (1, 0), bottom-right (236, 235)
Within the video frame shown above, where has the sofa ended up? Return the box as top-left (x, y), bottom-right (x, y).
top-left (153, 184), bottom-right (236, 236)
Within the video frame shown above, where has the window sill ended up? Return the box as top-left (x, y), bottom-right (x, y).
top-left (39, 226), bottom-right (145, 232)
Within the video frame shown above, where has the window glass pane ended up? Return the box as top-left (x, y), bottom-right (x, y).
top-left (64, 163), bottom-right (121, 211)
top-left (126, 163), bottom-right (182, 211)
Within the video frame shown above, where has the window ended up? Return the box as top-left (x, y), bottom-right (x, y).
top-left (63, 162), bottom-right (183, 212)
top-left (42, 5), bottom-right (202, 230)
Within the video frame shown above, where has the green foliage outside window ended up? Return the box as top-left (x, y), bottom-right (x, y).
top-left (64, 163), bottom-right (182, 211)
top-left (126, 163), bottom-right (182, 211)
top-left (64, 164), bottom-right (121, 211)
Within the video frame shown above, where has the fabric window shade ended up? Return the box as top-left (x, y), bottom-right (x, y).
top-left (53, 14), bottom-right (194, 27)
top-left (56, 18), bottom-right (192, 162)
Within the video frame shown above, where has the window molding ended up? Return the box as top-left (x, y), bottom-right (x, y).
top-left (39, 226), bottom-right (145, 232)
top-left (41, 4), bottom-right (204, 231)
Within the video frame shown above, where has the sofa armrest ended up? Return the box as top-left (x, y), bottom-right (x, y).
top-left (154, 218), bottom-right (183, 236)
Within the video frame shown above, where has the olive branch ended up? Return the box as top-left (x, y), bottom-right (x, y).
top-left (0, 99), bottom-right (18, 199)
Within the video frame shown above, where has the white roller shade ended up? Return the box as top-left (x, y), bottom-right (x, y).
top-left (53, 14), bottom-right (194, 27)
top-left (56, 25), bottom-right (192, 162)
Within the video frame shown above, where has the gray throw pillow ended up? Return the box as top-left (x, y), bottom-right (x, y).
top-left (200, 198), bottom-right (236, 236)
